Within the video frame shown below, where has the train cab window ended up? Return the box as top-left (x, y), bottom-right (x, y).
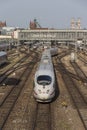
top-left (37, 75), bottom-right (51, 85)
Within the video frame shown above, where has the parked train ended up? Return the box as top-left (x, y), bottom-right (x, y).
top-left (33, 49), bottom-right (56, 102)
top-left (50, 47), bottom-right (58, 56)
top-left (0, 44), bottom-right (10, 51)
top-left (0, 51), bottom-right (7, 66)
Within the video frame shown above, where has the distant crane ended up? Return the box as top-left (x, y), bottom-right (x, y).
top-left (29, 18), bottom-right (48, 30)
top-left (34, 19), bottom-right (41, 28)
top-left (30, 18), bottom-right (41, 29)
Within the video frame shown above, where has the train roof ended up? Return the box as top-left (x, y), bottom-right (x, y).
top-left (35, 49), bottom-right (55, 78)
top-left (39, 62), bottom-right (53, 70)
top-left (41, 50), bottom-right (51, 60)
top-left (36, 69), bottom-right (54, 77)
top-left (0, 51), bottom-right (7, 56)
top-left (36, 61), bottom-right (54, 76)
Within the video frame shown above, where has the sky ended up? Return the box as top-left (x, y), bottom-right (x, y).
top-left (0, 0), bottom-right (87, 29)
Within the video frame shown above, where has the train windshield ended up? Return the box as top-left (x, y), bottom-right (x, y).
top-left (37, 75), bottom-right (52, 85)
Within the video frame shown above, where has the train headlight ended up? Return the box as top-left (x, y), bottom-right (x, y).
top-left (46, 90), bottom-right (50, 94)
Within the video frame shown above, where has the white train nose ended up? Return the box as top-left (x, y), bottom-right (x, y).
top-left (33, 49), bottom-right (56, 102)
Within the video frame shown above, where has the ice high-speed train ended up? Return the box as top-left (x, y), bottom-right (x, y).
top-left (33, 48), bottom-right (57, 102)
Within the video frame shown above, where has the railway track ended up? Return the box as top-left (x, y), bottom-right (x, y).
top-left (70, 61), bottom-right (87, 83)
top-left (0, 54), bottom-right (38, 130)
top-left (0, 54), bottom-right (32, 106)
top-left (0, 47), bottom-right (36, 75)
top-left (0, 52), bottom-right (32, 106)
top-left (0, 50), bottom-right (35, 83)
top-left (55, 57), bottom-right (87, 130)
top-left (32, 103), bottom-right (51, 130)
top-left (58, 50), bottom-right (70, 59)
top-left (78, 54), bottom-right (87, 65)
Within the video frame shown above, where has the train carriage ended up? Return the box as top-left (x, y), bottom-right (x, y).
top-left (0, 51), bottom-right (7, 65)
top-left (33, 49), bottom-right (56, 102)
top-left (50, 47), bottom-right (58, 56)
